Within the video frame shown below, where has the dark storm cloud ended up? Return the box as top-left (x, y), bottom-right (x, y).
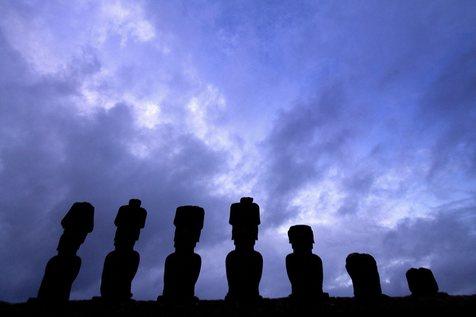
top-left (1, 0), bottom-right (476, 303)
top-left (382, 201), bottom-right (476, 295)
top-left (0, 31), bottom-right (231, 301)
top-left (418, 47), bottom-right (476, 180)
top-left (257, 39), bottom-right (476, 297)
top-left (261, 83), bottom-right (357, 223)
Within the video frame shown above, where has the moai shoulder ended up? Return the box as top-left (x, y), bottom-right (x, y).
top-left (38, 255), bottom-right (81, 302)
top-left (100, 249), bottom-right (140, 301)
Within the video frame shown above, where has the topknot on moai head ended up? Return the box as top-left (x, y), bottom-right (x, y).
top-left (61, 202), bottom-right (95, 233)
top-left (129, 199), bottom-right (141, 208)
top-left (229, 197), bottom-right (260, 226)
top-left (174, 206), bottom-right (205, 229)
top-left (288, 225), bottom-right (314, 245)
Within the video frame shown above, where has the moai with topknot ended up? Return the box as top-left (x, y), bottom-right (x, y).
top-left (345, 253), bottom-right (383, 300)
top-left (159, 205), bottom-right (205, 304)
top-left (38, 202), bottom-right (94, 302)
top-left (406, 267), bottom-right (439, 297)
top-left (225, 197), bottom-right (263, 304)
top-left (286, 225), bottom-right (325, 302)
top-left (100, 199), bottom-right (147, 301)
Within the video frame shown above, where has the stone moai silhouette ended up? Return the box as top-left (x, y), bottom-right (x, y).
top-left (159, 205), bottom-right (205, 304)
top-left (406, 267), bottom-right (439, 297)
top-left (100, 199), bottom-right (147, 301)
top-left (37, 202), bottom-right (94, 302)
top-left (345, 253), bottom-right (382, 300)
top-left (225, 197), bottom-right (263, 304)
top-left (286, 225), bottom-right (325, 301)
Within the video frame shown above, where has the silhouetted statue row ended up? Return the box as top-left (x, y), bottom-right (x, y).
top-left (36, 197), bottom-right (441, 304)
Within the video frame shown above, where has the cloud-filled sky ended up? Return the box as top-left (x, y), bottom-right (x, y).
top-left (1, 0), bottom-right (475, 302)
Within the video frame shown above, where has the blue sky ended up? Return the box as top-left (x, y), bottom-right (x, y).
top-left (0, 0), bottom-right (475, 302)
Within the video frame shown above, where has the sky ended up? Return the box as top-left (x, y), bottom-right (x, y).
top-left (0, 0), bottom-right (475, 302)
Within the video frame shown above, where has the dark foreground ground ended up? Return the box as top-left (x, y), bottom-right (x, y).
top-left (1, 296), bottom-right (475, 316)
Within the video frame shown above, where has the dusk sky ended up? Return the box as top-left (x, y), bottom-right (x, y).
top-left (1, 0), bottom-right (475, 302)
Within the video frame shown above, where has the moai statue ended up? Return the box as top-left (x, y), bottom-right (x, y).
top-left (406, 267), bottom-right (439, 297)
top-left (100, 199), bottom-right (147, 301)
top-left (345, 253), bottom-right (382, 300)
top-left (225, 197), bottom-right (263, 304)
top-left (159, 205), bottom-right (205, 304)
top-left (38, 202), bottom-right (94, 302)
top-left (286, 225), bottom-right (325, 302)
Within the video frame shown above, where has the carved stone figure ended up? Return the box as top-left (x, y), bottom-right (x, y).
top-left (160, 205), bottom-right (204, 304)
top-left (38, 202), bottom-right (94, 302)
top-left (286, 225), bottom-right (325, 301)
top-left (345, 253), bottom-right (382, 299)
top-left (406, 267), bottom-right (439, 297)
top-left (100, 199), bottom-right (147, 301)
top-left (225, 197), bottom-right (263, 304)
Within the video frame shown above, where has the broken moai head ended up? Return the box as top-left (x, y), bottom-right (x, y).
top-left (406, 267), bottom-right (439, 297)
top-left (57, 202), bottom-right (95, 255)
top-left (288, 225), bottom-right (314, 253)
top-left (173, 205), bottom-right (205, 251)
top-left (229, 197), bottom-right (260, 247)
top-left (345, 253), bottom-right (382, 299)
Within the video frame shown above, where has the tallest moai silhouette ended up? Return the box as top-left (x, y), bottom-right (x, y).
top-left (225, 197), bottom-right (263, 304)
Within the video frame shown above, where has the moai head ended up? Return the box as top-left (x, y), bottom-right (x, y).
top-left (406, 267), bottom-right (439, 297)
top-left (115, 199), bottom-right (147, 228)
top-left (173, 206), bottom-right (205, 252)
top-left (60, 202), bottom-right (95, 233)
top-left (114, 198), bottom-right (147, 250)
top-left (229, 197), bottom-right (260, 249)
top-left (57, 202), bottom-right (95, 255)
top-left (288, 225), bottom-right (314, 254)
top-left (345, 253), bottom-right (382, 299)
top-left (129, 198), bottom-right (141, 208)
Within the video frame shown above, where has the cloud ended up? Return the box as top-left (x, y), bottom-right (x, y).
top-left (1, 0), bottom-right (476, 303)
top-left (0, 16), bottom-right (234, 301)
top-left (381, 200), bottom-right (476, 295)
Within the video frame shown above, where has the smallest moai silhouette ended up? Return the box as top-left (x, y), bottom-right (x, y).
top-left (160, 205), bottom-right (205, 304)
top-left (345, 253), bottom-right (382, 300)
top-left (38, 202), bottom-right (94, 302)
top-left (225, 197), bottom-right (263, 304)
top-left (406, 267), bottom-right (439, 297)
top-left (100, 199), bottom-right (147, 301)
top-left (286, 225), bottom-right (325, 302)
